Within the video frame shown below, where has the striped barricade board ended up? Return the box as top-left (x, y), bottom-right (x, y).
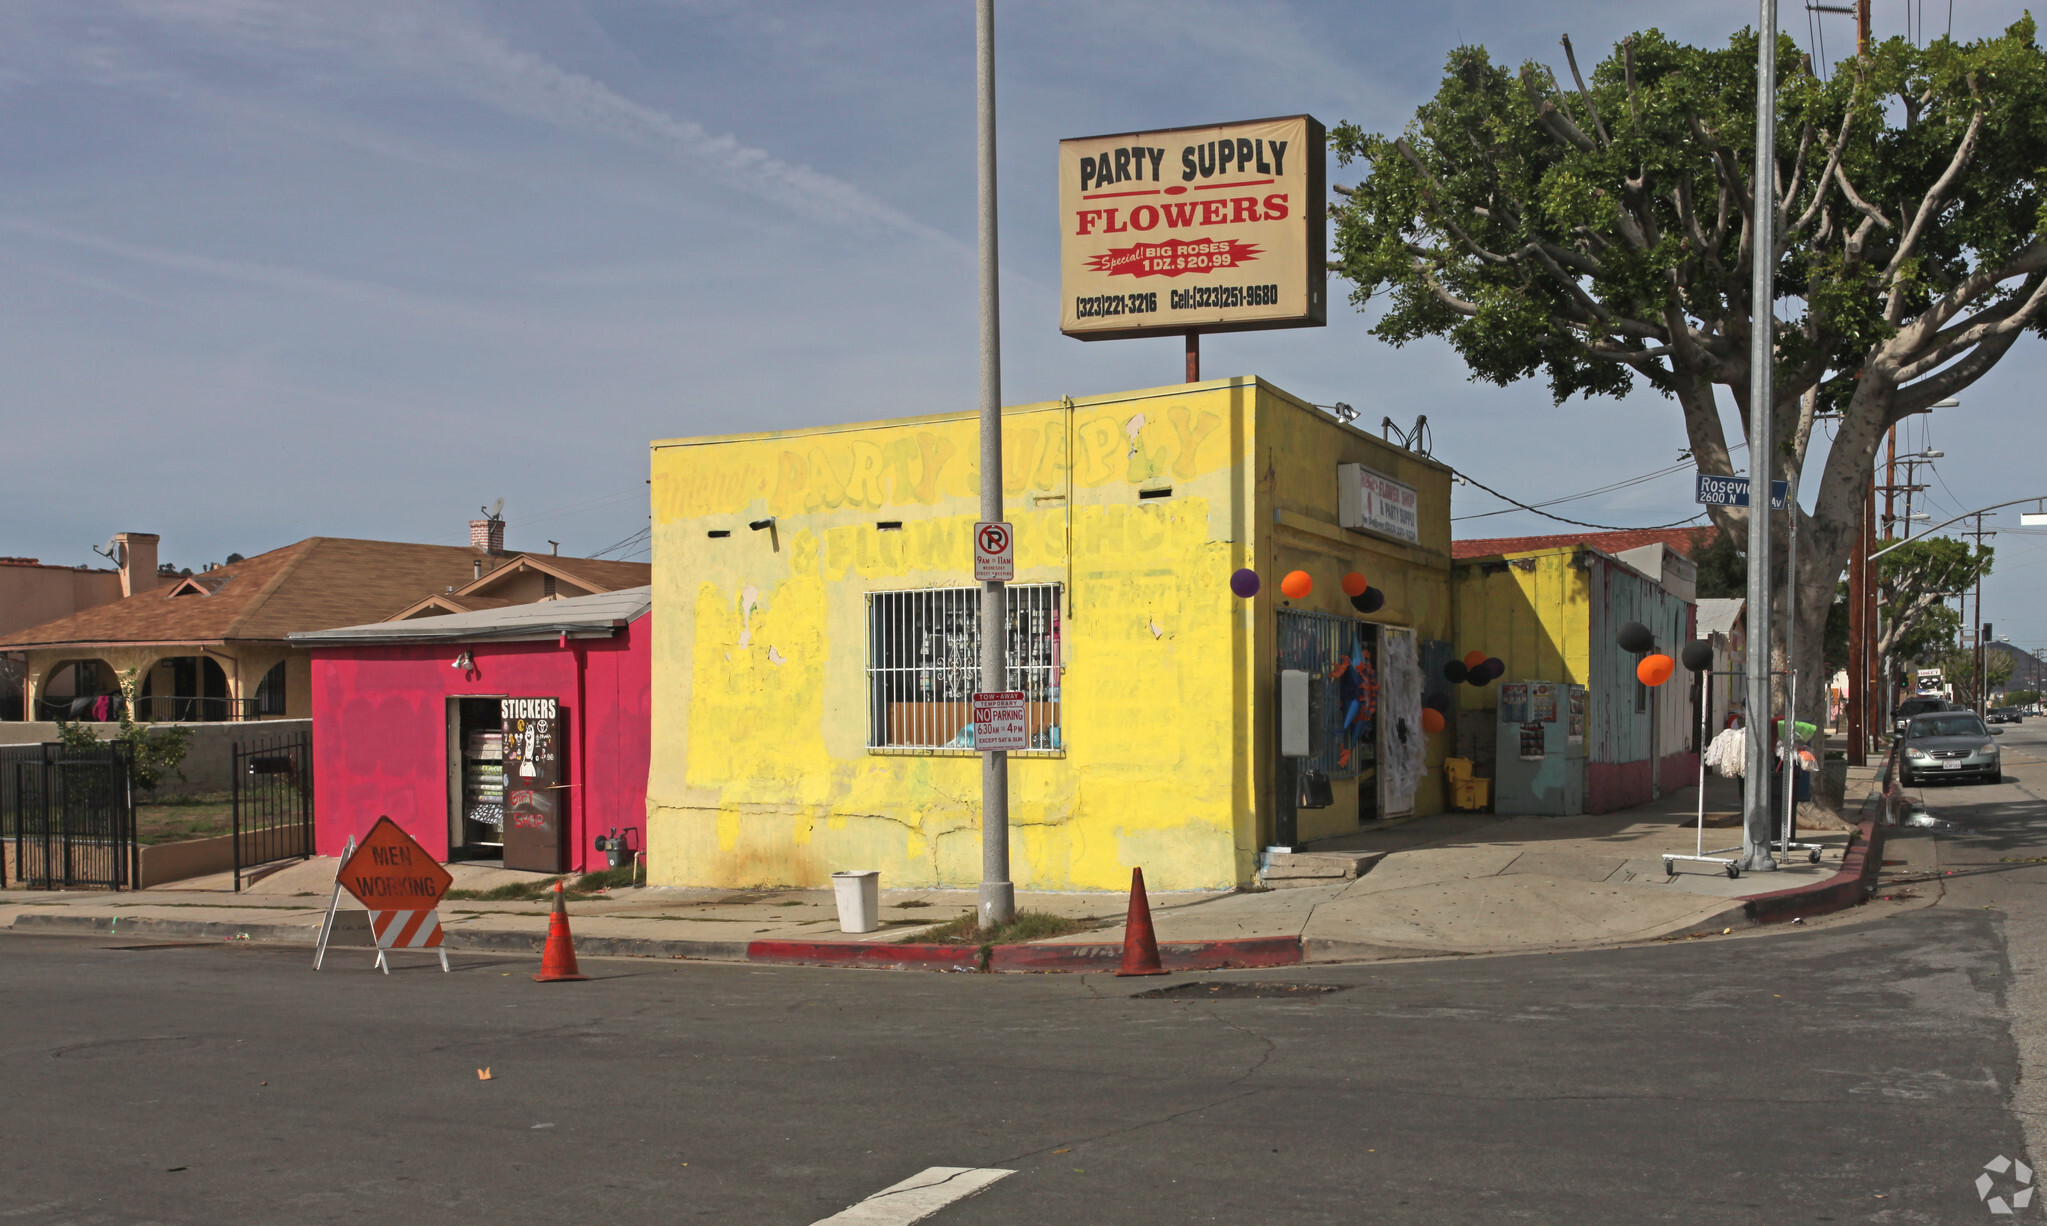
top-left (370, 909), bottom-right (446, 949)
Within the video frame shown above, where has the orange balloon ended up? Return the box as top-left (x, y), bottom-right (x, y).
top-left (1637, 654), bottom-right (1676, 687)
top-left (1340, 571), bottom-right (1368, 597)
top-left (1421, 707), bottom-right (1446, 734)
top-left (1463, 650), bottom-right (1486, 670)
top-left (1280, 570), bottom-right (1313, 599)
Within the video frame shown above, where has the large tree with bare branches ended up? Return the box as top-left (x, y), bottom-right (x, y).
top-left (1329, 21), bottom-right (2047, 722)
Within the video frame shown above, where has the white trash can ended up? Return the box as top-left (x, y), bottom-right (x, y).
top-left (831, 870), bottom-right (881, 934)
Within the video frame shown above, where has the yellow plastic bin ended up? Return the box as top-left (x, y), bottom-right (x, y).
top-left (1444, 758), bottom-right (1492, 812)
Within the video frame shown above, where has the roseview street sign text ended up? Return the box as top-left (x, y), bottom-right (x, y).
top-left (1695, 473), bottom-right (1788, 509)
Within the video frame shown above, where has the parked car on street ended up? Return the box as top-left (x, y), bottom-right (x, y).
top-left (1899, 710), bottom-right (2004, 786)
top-left (1989, 706), bottom-right (2025, 724)
top-left (1894, 694), bottom-right (1952, 732)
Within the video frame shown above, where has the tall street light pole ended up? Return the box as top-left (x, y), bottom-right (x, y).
top-left (1741, 0), bottom-right (1782, 873)
top-left (975, 0), bottom-right (1014, 928)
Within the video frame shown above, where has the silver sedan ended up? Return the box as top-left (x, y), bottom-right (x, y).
top-left (1899, 711), bottom-right (2004, 786)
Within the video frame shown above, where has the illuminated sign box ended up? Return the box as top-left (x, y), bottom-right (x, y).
top-left (1059, 115), bottom-right (1325, 341)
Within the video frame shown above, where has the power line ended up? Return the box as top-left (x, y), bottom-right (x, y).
top-left (1451, 441), bottom-right (1748, 523)
top-left (1449, 467), bottom-right (1708, 532)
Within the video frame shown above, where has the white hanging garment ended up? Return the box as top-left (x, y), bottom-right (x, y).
top-left (1705, 726), bottom-right (1746, 778)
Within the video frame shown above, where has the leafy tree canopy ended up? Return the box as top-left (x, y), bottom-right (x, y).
top-left (1330, 21), bottom-right (2047, 719)
top-left (1333, 22), bottom-right (2047, 539)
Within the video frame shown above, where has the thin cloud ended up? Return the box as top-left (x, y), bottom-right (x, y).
top-left (81, 1), bottom-right (967, 253)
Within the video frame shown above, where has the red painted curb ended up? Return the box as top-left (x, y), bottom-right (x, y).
top-left (746, 941), bottom-right (981, 972)
top-left (745, 935), bottom-right (1304, 974)
top-left (992, 936), bottom-right (1302, 973)
top-left (1737, 810), bottom-right (1885, 924)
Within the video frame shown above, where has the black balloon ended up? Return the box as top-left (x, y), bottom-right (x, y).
top-left (1443, 660), bottom-right (1469, 683)
top-left (1351, 587), bottom-right (1386, 614)
top-left (1467, 664), bottom-right (1493, 686)
top-left (1681, 640), bottom-right (1715, 672)
top-left (1424, 692), bottom-right (1451, 713)
top-left (1616, 621), bottom-right (1655, 653)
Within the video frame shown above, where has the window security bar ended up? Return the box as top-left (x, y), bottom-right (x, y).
top-left (866, 584), bottom-right (1063, 753)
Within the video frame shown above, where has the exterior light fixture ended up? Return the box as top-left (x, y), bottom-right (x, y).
top-left (749, 518), bottom-right (776, 532)
top-left (452, 651), bottom-right (474, 671)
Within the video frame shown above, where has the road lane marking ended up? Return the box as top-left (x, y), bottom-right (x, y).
top-left (810, 1167), bottom-right (1014, 1225)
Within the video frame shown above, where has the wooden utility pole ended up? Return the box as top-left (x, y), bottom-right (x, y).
top-left (1963, 514), bottom-right (1996, 716)
top-left (1847, 490), bottom-right (1868, 764)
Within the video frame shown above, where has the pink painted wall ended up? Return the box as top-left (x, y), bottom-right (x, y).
top-left (1584, 751), bottom-right (1703, 815)
top-left (308, 614), bottom-right (650, 872)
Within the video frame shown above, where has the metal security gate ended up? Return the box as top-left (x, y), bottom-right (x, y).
top-left (2, 741), bottom-right (137, 890)
top-left (1274, 610), bottom-right (1377, 846)
top-left (232, 732), bottom-right (313, 891)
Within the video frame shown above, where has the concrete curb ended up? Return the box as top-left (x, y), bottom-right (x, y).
top-left (990, 936), bottom-right (1302, 973)
top-left (6, 911), bottom-right (1301, 974)
top-left (1733, 809), bottom-right (1885, 925)
top-left (12, 914), bottom-right (319, 943)
top-left (752, 936), bottom-right (1303, 974)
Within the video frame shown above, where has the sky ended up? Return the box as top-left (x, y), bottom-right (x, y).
top-left (6, 1), bottom-right (2045, 644)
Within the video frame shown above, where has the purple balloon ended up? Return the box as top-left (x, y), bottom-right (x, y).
top-left (1230, 568), bottom-right (1261, 598)
top-left (1484, 658), bottom-right (1505, 680)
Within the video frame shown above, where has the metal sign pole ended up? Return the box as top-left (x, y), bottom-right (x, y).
top-left (1781, 473), bottom-right (1798, 860)
top-left (312, 835), bottom-right (355, 971)
top-left (1741, 0), bottom-right (1781, 873)
top-left (975, 0), bottom-right (1014, 928)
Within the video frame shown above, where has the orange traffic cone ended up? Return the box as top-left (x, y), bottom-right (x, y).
top-left (1115, 867), bottom-right (1168, 977)
top-left (533, 880), bottom-right (588, 982)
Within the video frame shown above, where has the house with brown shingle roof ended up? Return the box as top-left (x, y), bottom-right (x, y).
top-left (387, 552), bottom-right (655, 620)
top-left (3, 520), bottom-right (649, 724)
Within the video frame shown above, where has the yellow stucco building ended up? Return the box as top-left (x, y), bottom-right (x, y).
top-left (646, 376), bottom-right (1453, 891)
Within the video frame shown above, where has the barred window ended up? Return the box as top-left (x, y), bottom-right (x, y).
top-left (866, 585), bottom-right (1062, 753)
top-left (255, 661), bottom-right (288, 716)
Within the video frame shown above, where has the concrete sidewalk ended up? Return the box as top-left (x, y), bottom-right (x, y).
top-left (1, 774), bottom-right (1874, 969)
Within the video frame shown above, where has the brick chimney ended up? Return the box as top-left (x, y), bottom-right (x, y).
top-left (113, 532), bottom-right (159, 596)
top-left (470, 518), bottom-right (506, 554)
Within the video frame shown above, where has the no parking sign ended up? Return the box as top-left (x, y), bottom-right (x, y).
top-left (973, 521), bottom-right (1014, 582)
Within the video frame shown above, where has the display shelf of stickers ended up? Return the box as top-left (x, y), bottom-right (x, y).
top-left (463, 730), bottom-right (505, 837)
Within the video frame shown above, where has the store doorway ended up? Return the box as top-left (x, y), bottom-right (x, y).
top-left (1274, 611), bottom-right (1379, 846)
top-left (447, 696), bottom-right (505, 861)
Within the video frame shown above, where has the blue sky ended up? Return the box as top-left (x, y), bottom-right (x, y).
top-left (8, 1), bottom-right (2045, 643)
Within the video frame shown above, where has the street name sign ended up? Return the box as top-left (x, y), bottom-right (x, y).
top-left (973, 521), bottom-right (1015, 582)
top-left (1695, 474), bottom-right (1788, 510)
top-left (972, 691), bottom-right (1029, 753)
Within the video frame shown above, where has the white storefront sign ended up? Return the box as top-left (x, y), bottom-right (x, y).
top-left (1337, 464), bottom-right (1420, 544)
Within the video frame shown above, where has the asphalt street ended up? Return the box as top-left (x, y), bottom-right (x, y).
top-left (8, 727), bottom-right (2047, 1225)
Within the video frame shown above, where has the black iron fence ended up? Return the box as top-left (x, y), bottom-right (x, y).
top-left (133, 695), bottom-right (260, 723)
top-left (2, 741), bottom-right (137, 890)
top-left (232, 731), bottom-right (312, 891)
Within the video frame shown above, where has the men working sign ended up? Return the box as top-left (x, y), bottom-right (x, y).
top-left (315, 816), bottom-right (454, 974)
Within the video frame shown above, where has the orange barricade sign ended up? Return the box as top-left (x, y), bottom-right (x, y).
top-left (314, 817), bottom-right (453, 974)
top-left (337, 817), bottom-right (452, 911)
